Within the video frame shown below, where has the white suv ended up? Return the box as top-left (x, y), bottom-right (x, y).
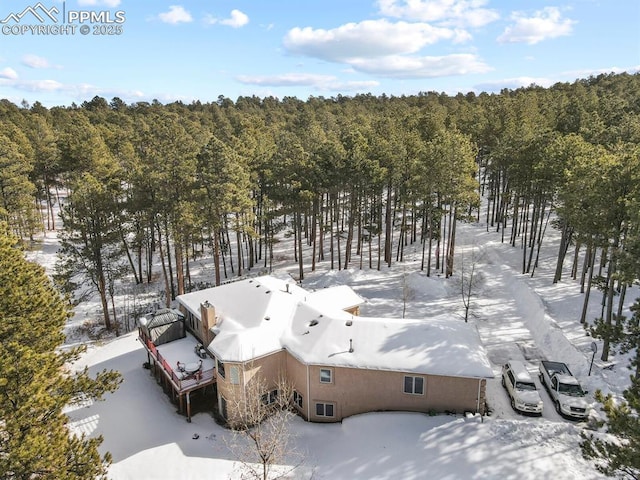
top-left (502, 360), bottom-right (544, 415)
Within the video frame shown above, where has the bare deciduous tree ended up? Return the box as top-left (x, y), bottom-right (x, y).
top-left (458, 245), bottom-right (485, 322)
top-left (225, 372), bottom-right (304, 480)
top-left (401, 267), bottom-right (415, 319)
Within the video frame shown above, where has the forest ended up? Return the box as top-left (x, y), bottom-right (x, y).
top-left (1, 71), bottom-right (640, 478)
top-left (1, 72), bottom-right (639, 363)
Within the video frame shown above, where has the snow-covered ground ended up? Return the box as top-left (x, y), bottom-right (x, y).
top-left (28, 210), bottom-right (637, 480)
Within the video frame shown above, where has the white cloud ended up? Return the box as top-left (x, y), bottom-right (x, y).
top-left (205, 9), bottom-right (249, 28)
top-left (20, 79), bottom-right (64, 92)
top-left (237, 73), bottom-right (337, 87)
top-left (158, 5), bottom-right (193, 24)
top-left (475, 76), bottom-right (554, 92)
top-left (221, 10), bottom-right (249, 28)
top-left (236, 73), bottom-right (379, 92)
top-left (377, 0), bottom-right (499, 28)
top-left (22, 54), bottom-right (59, 69)
top-left (282, 19), bottom-right (485, 80)
top-left (350, 53), bottom-right (492, 78)
top-left (0, 67), bottom-right (18, 80)
top-left (497, 7), bottom-right (575, 45)
top-left (284, 19), bottom-right (466, 62)
top-left (77, 0), bottom-right (122, 6)
top-left (562, 65), bottom-right (640, 78)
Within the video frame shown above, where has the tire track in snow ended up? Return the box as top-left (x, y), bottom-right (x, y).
top-left (481, 240), bottom-right (590, 376)
top-left (474, 239), bottom-right (589, 421)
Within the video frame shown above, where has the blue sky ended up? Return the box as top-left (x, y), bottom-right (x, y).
top-left (0, 0), bottom-right (638, 107)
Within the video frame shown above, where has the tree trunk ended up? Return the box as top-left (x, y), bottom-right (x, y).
top-left (97, 268), bottom-right (112, 330)
top-left (157, 226), bottom-right (171, 307)
top-left (601, 236), bottom-right (620, 362)
top-left (119, 225), bottom-right (140, 284)
top-left (297, 209), bottom-right (304, 281)
top-left (213, 229), bottom-right (221, 286)
top-left (580, 245), bottom-right (596, 324)
top-left (446, 207), bottom-right (457, 277)
top-left (175, 242), bottom-right (185, 296)
top-left (163, 219), bottom-right (175, 300)
top-left (553, 222), bottom-right (572, 284)
top-left (384, 180), bottom-right (393, 266)
top-left (580, 243), bottom-right (591, 293)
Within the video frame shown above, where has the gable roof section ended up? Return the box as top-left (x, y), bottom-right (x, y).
top-left (283, 307), bottom-right (493, 379)
top-left (176, 275), bottom-right (493, 379)
top-left (305, 285), bottom-right (365, 313)
top-left (177, 276), bottom-right (306, 361)
top-left (139, 308), bottom-right (184, 329)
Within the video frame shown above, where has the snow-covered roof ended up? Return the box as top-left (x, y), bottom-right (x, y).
top-left (139, 308), bottom-right (184, 329)
top-left (305, 285), bottom-right (365, 312)
top-left (176, 276), bottom-right (493, 379)
top-left (177, 277), bottom-right (307, 361)
top-left (283, 306), bottom-right (494, 378)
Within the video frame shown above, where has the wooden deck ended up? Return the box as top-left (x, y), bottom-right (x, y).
top-left (139, 329), bottom-right (216, 421)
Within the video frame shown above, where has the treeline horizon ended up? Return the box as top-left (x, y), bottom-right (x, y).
top-left (0, 71), bottom-right (639, 365)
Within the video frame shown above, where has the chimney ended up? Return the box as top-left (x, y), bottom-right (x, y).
top-left (200, 301), bottom-right (216, 345)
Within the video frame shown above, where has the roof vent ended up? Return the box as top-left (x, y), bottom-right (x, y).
top-left (264, 316), bottom-right (270, 321)
top-left (346, 320), bottom-right (353, 326)
top-left (349, 339), bottom-right (354, 353)
top-left (265, 290), bottom-right (271, 294)
top-left (309, 319), bottom-right (319, 327)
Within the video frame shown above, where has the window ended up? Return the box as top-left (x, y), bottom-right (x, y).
top-left (320, 368), bottom-right (332, 384)
top-left (293, 391), bottom-right (303, 408)
top-left (261, 389), bottom-right (278, 405)
top-left (315, 402), bottom-right (334, 417)
top-left (404, 376), bottom-right (424, 395)
top-left (217, 359), bottom-right (225, 379)
top-left (229, 366), bottom-right (240, 385)
top-left (220, 396), bottom-right (228, 419)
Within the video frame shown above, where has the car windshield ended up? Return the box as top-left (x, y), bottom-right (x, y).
top-left (516, 381), bottom-right (537, 391)
top-left (559, 382), bottom-right (585, 396)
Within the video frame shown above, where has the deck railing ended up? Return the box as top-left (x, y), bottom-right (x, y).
top-left (139, 329), bottom-right (215, 392)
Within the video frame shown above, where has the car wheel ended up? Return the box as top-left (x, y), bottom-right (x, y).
top-left (555, 401), bottom-right (561, 414)
top-left (511, 397), bottom-right (516, 410)
top-left (501, 376), bottom-right (506, 388)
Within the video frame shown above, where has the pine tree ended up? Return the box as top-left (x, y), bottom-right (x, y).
top-left (581, 298), bottom-right (640, 480)
top-left (0, 222), bottom-right (121, 479)
top-left (0, 125), bottom-right (38, 239)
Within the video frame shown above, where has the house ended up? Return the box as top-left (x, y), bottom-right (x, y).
top-left (171, 275), bottom-right (493, 424)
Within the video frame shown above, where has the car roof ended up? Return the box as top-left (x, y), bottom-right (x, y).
top-left (555, 374), bottom-right (579, 385)
top-left (505, 360), bottom-right (535, 383)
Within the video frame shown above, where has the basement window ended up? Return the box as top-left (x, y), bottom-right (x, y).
top-left (315, 402), bottom-right (335, 417)
top-left (293, 391), bottom-right (303, 408)
top-left (261, 389), bottom-right (278, 405)
top-left (403, 376), bottom-right (425, 395)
